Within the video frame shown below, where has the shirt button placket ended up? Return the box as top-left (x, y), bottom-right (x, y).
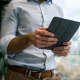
top-left (39, 3), bottom-right (47, 70)
top-left (39, 3), bottom-right (45, 27)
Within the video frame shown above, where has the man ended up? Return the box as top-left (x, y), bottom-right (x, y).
top-left (0, 0), bottom-right (72, 80)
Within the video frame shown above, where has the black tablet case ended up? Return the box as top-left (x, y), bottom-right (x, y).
top-left (41, 17), bottom-right (80, 50)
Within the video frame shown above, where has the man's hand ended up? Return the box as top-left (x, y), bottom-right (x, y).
top-left (52, 41), bottom-right (72, 56)
top-left (30, 27), bottom-right (58, 48)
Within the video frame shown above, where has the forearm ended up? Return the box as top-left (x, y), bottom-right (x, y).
top-left (7, 33), bottom-right (33, 54)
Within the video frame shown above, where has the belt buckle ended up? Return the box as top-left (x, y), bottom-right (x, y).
top-left (28, 70), bottom-right (42, 78)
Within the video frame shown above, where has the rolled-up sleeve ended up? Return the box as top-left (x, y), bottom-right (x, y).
top-left (1, 1), bottom-right (18, 57)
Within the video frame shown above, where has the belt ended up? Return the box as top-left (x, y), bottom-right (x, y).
top-left (8, 65), bottom-right (53, 78)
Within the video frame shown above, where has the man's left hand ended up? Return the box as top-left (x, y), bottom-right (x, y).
top-left (52, 41), bottom-right (72, 56)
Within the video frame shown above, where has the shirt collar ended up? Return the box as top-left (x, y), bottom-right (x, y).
top-left (27, 0), bottom-right (53, 4)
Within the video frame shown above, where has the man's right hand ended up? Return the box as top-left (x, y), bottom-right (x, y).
top-left (7, 27), bottom-right (58, 54)
top-left (30, 27), bottom-right (58, 48)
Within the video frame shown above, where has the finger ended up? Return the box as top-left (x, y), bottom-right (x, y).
top-left (60, 49), bottom-right (70, 54)
top-left (52, 49), bottom-right (70, 56)
top-left (52, 50), bottom-right (61, 56)
top-left (53, 46), bottom-right (71, 51)
top-left (36, 29), bottom-right (54, 37)
top-left (36, 44), bottom-right (53, 48)
top-left (35, 35), bottom-right (58, 42)
top-left (53, 49), bottom-right (69, 54)
top-left (39, 27), bottom-right (48, 30)
top-left (61, 49), bottom-right (70, 56)
top-left (63, 41), bottom-right (72, 45)
top-left (36, 40), bottom-right (57, 46)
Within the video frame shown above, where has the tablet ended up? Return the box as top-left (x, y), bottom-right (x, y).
top-left (41, 17), bottom-right (80, 50)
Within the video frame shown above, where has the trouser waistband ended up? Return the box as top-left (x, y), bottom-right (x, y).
top-left (8, 64), bottom-right (54, 78)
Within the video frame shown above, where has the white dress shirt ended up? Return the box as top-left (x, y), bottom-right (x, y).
top-left (0, 0), bottom-right (63, 70)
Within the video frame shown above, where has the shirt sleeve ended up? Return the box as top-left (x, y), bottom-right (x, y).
top-left (0, 1), bottom-right (18, 58)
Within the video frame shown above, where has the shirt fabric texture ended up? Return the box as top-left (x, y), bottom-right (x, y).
top-left (0, 0), bottom-right (63, 70)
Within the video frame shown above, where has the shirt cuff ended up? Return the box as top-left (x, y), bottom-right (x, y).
top-left (1, 35), bottom-right (16, 58)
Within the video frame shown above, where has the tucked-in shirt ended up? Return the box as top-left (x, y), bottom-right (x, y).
top-left (0, 0), bottom-right (63, 70)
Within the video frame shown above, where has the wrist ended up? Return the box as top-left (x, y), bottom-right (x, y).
top-left (25, 33), bottom-right (33, 46)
